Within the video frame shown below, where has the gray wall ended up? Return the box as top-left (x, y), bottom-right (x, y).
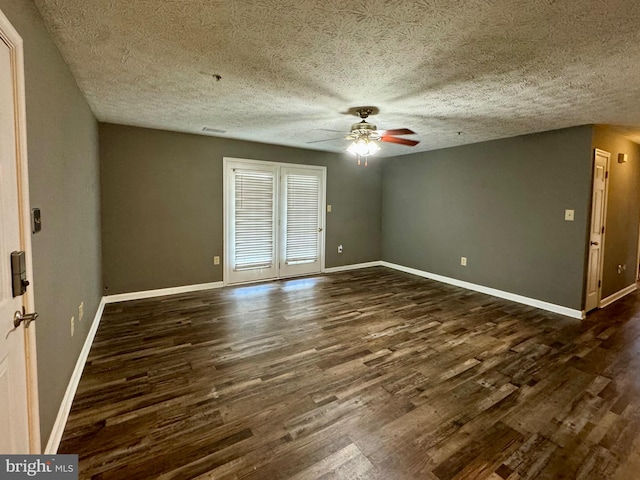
top-left (592, 126), bottom-right (640, 299)
top-left (99, 123), bottom-right (381, 295)
top-left (0, 2), bottom-right (102, 448)
top-left (381, 126), bottom-right (594, 310)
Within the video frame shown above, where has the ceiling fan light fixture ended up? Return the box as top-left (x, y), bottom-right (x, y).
top-left (347, 136), bottom-right (379, 157)
top-left (340, 106), bottom-right (418, 166)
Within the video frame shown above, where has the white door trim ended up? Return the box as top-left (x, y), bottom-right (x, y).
top-left (223, 157), bottom-right (327, 286)
top-left (0, 8), bottom-right (41, 453)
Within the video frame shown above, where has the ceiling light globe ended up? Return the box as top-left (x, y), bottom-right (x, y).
top-left (355, 139), bottom-right (369, 156)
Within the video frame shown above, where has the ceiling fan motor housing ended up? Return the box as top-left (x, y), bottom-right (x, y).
top-left (348, 121), bottom-right (381, 140)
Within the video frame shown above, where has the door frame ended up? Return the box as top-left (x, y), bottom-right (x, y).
top-left (0, 8), bottom-right (41, 453)
top-left (585, 148), bottom-right (610, 312)
top-left (223, 157), bottom-right (327, 286)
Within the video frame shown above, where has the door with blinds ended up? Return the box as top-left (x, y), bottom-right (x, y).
top-left (227, 163), bottom-right (278, 284)
top-left (225, 159), bottom-right (325, 285)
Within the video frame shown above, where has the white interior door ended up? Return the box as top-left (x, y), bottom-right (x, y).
top-left (0, 32), bottom-right (31, 453)
top-left (279, 167), bottom-right (324, 277)
top-left (585, 149), bottom-right (610, 312)
top-left (225, 159), bottom-right (326, 285)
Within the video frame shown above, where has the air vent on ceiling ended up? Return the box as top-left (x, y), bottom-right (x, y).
top-left (202, 127), bottom-right (226, 134)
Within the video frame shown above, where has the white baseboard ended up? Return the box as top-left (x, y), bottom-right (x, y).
top-left (599, 283), bottom-right (637, 308)
top-left (45, 298), bottom-right (106, 454)
top-left (103, 281), bottom-right (224, 304)
top-left (324, 261), bottom-right (382, 273)
top-left (380, 261), bottom-right (585, 319)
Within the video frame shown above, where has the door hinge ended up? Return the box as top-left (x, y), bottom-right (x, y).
top-left (605, 171), bottom-right (609, 179)
top-left (601, 226), bottom-right (605, 234)
top-left (598, 280), bottom-right (602, 288)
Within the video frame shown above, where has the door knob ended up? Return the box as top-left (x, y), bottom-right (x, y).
top-left (14, 309), bottom-right (38, 328)
top-left (590, 241), bottom-right (599, 246)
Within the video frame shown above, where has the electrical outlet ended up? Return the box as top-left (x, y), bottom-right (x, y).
top-left (79, 301), bottom-right (84, 321)
top-left (214, 256), bottom-right (220, 265)
top-left (71, 316), bottom-right (75, 337)
top-left (338, 244), bottom-right (343, 254)
top-left (461, 257), bottom-right (467, 266)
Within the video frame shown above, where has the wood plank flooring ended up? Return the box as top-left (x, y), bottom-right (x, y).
top-left (58, 267), bottom-right (640, 479)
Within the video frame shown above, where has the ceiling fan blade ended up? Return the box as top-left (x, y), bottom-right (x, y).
top-left (379, 128), bottom-right (415, 136)
top-left (306, 136), bottom-right (345, 144)
top-left (381, 136), bottom-right (420, 147)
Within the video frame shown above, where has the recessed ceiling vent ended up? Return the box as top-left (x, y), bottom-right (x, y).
top-left (202, 127), bottom-right (226, 134)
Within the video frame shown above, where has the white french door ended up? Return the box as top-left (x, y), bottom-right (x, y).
top-left (224, 159), bottom-right (326, 285)
top-left (227, 163), bottom-right (278, 284)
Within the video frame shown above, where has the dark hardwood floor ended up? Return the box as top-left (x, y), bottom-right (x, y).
top-left (59, 267), bottom-right (640, 479)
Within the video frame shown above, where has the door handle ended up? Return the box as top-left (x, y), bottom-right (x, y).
top-left (590, 241), bottom-right (599, 246)
top-left (318, 227), bottom-right (323, 232)
top-left (14, 309), bottom-right (39, 328)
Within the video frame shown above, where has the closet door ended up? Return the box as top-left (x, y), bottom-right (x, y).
top-left (279, 167), bottom-right (324, 277)
top-left (226, 162), bottom-right (278, 284)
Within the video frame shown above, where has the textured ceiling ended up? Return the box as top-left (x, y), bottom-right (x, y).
top-left (33, 0), bottom-right (640, 157)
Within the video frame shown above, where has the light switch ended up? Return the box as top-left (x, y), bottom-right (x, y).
top-left (564, 209), bottom-right (575, 221)
top-left (327, 204), bottom-right (332, 213)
